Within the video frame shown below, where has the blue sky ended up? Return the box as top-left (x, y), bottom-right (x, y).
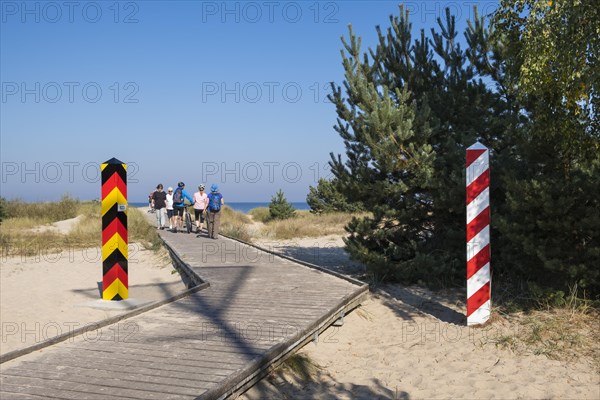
top-left (1, 1), bottom-right (498, 202)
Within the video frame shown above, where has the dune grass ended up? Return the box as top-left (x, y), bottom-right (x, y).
top-left (218, 206), bottom-right (367, 242)
top-left (276, 353), bottom-right (321, 382)
top-left (259, 211), bottom-right (368, 240)
top-left (219, 205), bottom-right (252, 242)
top-left (2, 195), bottom-right (80, 227)
top-left (488, 286), bottom-right (600, 370)
top-left (248, 207), bottom-right (270, 223)
top-left (128, 207), bottom-right (164, 250)
top-left (1, 198), bottom-right (162, 257)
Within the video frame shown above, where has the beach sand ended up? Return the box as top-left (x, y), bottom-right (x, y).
top-left (0, 213), bottom-right (187, 356)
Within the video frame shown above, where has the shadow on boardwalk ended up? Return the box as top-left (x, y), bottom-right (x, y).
top-left (144, 264), bottom-right (267, 360)
top-left (256, 238), bottom-right (464, 325)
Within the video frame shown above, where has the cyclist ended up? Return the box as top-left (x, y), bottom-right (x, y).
top-left (172, 181), bottom-right (194, 232)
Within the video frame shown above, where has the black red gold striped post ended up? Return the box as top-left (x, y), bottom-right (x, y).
top-left (101, 158), bottom-right (128, 300)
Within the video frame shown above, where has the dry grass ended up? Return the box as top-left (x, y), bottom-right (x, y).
top-left (219, 206), bottom-right (252, 242)
top-left (127, 207), bottom-right (162, 249)
top-left (276, 353), bottom-right (321, 382)
top-left (1, 216), bottom-right (47, 230)
top-left (355, 305), bottom-right (375, 322)
top-left (488, 288), bottom-right (600, 371)
top-left (258, 211), bottom-right (367, 240)
top-left (248, 207), bottom-right (270, 223)
top-left (218, 207), bottom-right (368, 243)
top-left (1, 200), bottom-right (162, 257)
top-left (2, 195), bottom-right (80, 222)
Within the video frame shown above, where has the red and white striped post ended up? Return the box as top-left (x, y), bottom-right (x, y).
top-left (466, 142), bottom-right (491, 326)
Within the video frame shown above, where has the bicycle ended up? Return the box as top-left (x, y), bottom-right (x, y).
top-left (183, 204), bottom-right (193, 234)
top-left (171, 204), bottom-right (193, 233)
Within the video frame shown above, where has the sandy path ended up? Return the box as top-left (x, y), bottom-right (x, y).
top-left (29, 215), bottom-right (85, 234)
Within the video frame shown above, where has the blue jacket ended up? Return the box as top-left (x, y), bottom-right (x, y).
top-left (173, 188), bottom-right (194, 208)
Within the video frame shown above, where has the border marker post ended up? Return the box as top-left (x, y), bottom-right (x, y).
top-left (466, 142), bottom-right (491, 325)
top-left (101, 157), bottom-right (128, 300)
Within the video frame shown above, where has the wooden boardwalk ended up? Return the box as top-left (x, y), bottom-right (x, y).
top-left (0, 225), bottom-right (368, 399)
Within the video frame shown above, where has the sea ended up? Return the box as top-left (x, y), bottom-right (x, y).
top-left (130, 202), bottom-right (310, 214)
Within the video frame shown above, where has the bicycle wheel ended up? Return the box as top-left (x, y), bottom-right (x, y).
top-left (185, 211), bottom-right (192, 233)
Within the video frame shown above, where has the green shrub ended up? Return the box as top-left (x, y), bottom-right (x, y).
top-left (0, 197), bottom-right (6, 223)
top-left (268, 189), bottom-right (296, 221)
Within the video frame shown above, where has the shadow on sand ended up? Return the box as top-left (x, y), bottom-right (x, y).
top-left (261, 239), bottom-right (466, 325)
top-left (243, 368), bottom-right (411, 400)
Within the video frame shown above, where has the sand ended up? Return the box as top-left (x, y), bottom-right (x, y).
top-left (243, 236), bottom-right (600, 400)
top-left (1, 218), bottom-right (598, 399)
top-left (29, 215), bottom-right (85, 234)
top-left (0, 214), bottom-right (187, 356)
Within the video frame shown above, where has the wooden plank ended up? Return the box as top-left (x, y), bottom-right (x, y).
top-left (4, 364), bottom-right (214, 392)
top-left (1, 368), bottom-right (203, 398)
top-left (0, 387), bottom-right (51, 400)
top-left (76, 338), bottom-right (267, 359)
top-left (71, 344), bottom-right (256, 366)
top-left (0, 382), bottom-right (102, 400)
top-left (28, 354), bottom-right (240, 383)
top-left (0, 375), bottom-right (179, 400)
top-left (19, 359), bottom-right (233, 383)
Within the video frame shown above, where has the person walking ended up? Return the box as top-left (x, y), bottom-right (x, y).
top-left (165, 186), bottom-right (175, 230)
top-left (172, 181), bottom-right (194, 232)
top-left (206, 184), bottom-right (224, 239)
top-left (148, 190), bottom-right (156, 213)
top-left (193, 184), bottom-right (209, 233)
top-left (151, 184), bottom-right (167, 229)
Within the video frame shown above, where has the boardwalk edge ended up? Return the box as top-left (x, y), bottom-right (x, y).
top-left (197, 233), bottom-right (369, 400)
top-left (212, 287), bottom-right (368, 400)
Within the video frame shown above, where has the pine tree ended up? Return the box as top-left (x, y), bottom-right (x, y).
top-left (307, 178), bottom-right (363, 214)
top-left (268, 190), bottom-right (296, 221)
top-left (328, 19), bottom-right (435, 282)
top-left (329, 6), bottom-right (504, 284)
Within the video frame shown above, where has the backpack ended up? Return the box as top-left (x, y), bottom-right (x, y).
top-left (208, 193), bottom-right (222, 212)
top-left (173, 187), bottom-right (183, 203)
